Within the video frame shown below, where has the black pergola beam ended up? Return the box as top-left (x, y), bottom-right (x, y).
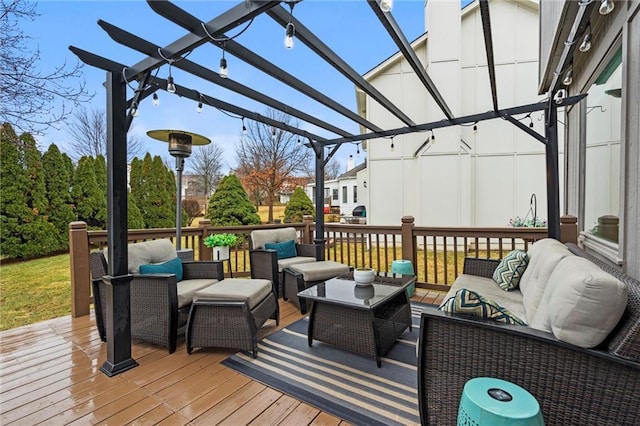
top-left (125, 0), bottom-right (279, 80)
top-left (267, 5), bottom-right (416, 127)
top-left (323, 94), bottom-right (586, 146)
top-left (148, 0), bottom-right (384, 133)
top-left (100, 20), bottom-right (354, 138)
top-left (503, 114), bottom-right (547, 145)
top-left (367, 0), bottom-right (454, 121)
top-left (148, 76), bottom-right (328, 142)
top-left (480, 0), bottom-right (499, 112)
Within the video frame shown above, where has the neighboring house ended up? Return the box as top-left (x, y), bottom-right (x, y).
top-left (357, 0), bottom-right (546, 227)
top-left (182, 174), bottom-right (208, 213)
top-left (306, 156), bottom-right (367, 216)
top-left (538, 1), bottom-right (639, 280)
top-left (279, 176), bottom-right (311, 204)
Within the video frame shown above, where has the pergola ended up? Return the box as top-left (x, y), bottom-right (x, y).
top-left (70, 0), bottom-right (584, 376)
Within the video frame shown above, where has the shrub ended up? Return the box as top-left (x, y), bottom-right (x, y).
top-left (284, 187), bottom-right (315, 223)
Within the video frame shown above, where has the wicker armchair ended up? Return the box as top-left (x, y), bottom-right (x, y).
top-left (249, 227), bottom-right (319, 297)
top-left (417, 245), bottom-right (640, 425)
top-left (90, 241), bottom-right (224, 353)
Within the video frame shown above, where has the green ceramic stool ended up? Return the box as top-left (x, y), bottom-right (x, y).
top-left (391, 259), bottom-right (415, 296)
top-left (458, 377), bottom-right (544, 425)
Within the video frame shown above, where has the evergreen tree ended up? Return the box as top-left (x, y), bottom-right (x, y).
top-left (205, 174), bottom-right (261, 226)
top-left (1, 123), bottom-right (32, 257)
top-left (284, 187), bottom-right (315, 223)
top-left (72, 156), bottom-right (106, 229)
top-left (130, 154), bottom-right (175, 228)
top-left (42, 144), bottom-right (76, 248)
top-left (0, 123), bottom-right (58, 258)
top-left (127, 192), bottom-right (145, 229)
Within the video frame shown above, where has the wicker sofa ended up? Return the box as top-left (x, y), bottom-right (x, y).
top-left (417, 240), bottom-right (640, 425)
top-left (90, 239), bottom-right (224, 353)
top-left (249, 227), bottom-right (320, 297)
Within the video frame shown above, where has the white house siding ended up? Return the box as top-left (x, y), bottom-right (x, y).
top-left (362, 0), bottom-right (551, 227)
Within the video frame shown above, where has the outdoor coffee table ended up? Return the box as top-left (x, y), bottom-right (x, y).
top-left (297, 272), bottom-right (415, 367)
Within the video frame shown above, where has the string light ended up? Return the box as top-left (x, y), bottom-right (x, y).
top-left (197, 102), bottom-right (203, 113)
top-left (130, 101), bottom-right (139, 117)
top-left (430, 130), bottom-right (436, 143)
top-left (297, 137), bottom-right (301, 146)
top-left (529, 116), bottom-right (534, 128)
top-left (599, 0), bottom-right (614, 15)
top-left (379, 0), bottom-right (393, 12)
top-left (563, 65), bottom-right (573, 86)
top-left (284, 2), bottom-right (296, 49)
top-left (157, 49), bottom-right (177, 93)
top-left (579, 24), bottom-right (592, 52)
top-left (356, 143), bottom-right (360, 157)
top-left (152, 93), bottom-right (159, 106)
top-left (390, 138), bottom-right (395, 152)
top-left (219, 49), bottom-right (228, 78)
top-left (242, 118), bottom-right (247, 135)
top-left (473, 122), bottom-right (478, 133)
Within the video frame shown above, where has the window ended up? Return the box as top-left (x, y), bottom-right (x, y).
top-left (342, 186), bottom-right (347, 203)
top-left (332, 189), bottom-right (338, 201)
top-left (353, 185), bottom-right (358, 203)
top-left (582, 48), bottom-right (622, 256)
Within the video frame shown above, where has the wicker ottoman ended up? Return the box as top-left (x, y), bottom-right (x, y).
top-left (186, 278), bottom-right (279, 357)
top-left (283, 261), bottom-right (350, 314)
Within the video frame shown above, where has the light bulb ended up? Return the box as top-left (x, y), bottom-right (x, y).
top-left (167, 75), bottom-right (176, 93)
top-left (390, 140), bottom-right (395, 151)
top-left (242, 124), bottom-right (247, 135)
top-left (297, 138), bottom-right (301, 146)
top-left (197, 102), bottom-right (203, 113)
top-left (152, 93), bottom-right (159, 106)
top-left (285, 23), bottom-right (295, 49)
top-left (356, 146), bottom-right (360, 157)
top-left (579, 32), bottom-right (592, 52)
top-left (131, 102), bottom-right (139, 117)
top-left (529, 119), bottom-right (534, 128)
top-left (473, 123), bottom-right (477, 133)
top-left (563, 68), bottom-right (573, 86)
top-left (380, 0), bottom-right (393, 12)
top-left (219, 57), bottom-right (228, 78)
top-left (599, 0), bottom-right (614, 15)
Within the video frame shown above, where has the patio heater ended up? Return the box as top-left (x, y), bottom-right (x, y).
top-left (147, 130), bottom-right (211, 251)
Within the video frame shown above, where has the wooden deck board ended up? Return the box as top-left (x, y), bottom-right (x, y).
top-left (1, 293), bottom-right (444, 425)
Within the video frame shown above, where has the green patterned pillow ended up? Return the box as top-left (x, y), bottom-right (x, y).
top-left (492, 249), bottom-right (529, 291)
top-left (439, 288), bottom-right (527, 325)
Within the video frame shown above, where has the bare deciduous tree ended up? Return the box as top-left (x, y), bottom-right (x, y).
top-left (0, 0), bottom-right (92, 134)
top-left (188, 142), bottom-right (225, 199)
top-left (235, 109), bottom-right (312, 223)
top-left (66, 107), bottom-right (144, 162)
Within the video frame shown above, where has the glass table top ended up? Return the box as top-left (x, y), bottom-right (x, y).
top-left (297, 273), bottom-right (414, 309)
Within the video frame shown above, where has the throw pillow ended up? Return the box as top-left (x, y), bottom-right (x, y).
top-left (439, 288), bottom-right (527, 325)
top-left (492, 249), bottom-right (529, 291)
top-left (139, 256), bottom-right (183, 282)
top-left (264, 239), bottom-right (297, 259)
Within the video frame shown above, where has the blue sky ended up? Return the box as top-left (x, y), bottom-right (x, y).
top-left (25, 0), bottom-right (449, 172)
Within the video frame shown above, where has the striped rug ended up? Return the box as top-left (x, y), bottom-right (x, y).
top-left (222, 303), bottom-right (433, 426)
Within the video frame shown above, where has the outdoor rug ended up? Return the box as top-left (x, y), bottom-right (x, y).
top-left (222, 302), bottom-right (434, 426)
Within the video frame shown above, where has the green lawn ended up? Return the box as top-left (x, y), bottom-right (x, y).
top-left (0, 254), bottom-right (71, 331)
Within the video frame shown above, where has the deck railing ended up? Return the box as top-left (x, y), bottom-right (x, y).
top-left (69, 215), bottom-right (578, 317)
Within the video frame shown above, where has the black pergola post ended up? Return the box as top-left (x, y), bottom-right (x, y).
top-left (544, 99), bottom-right (561, 240)
top-left (314, 147), bottom-right (326, 260)
top-left (100, 70), bottom-right (138, 377)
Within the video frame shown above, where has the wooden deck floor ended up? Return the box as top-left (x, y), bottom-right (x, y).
top-left (0, 290), bottom-right (445, 425)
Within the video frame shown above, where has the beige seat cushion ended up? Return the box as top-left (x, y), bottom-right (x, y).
top-left (519, 238), bottom-right (573, 322)
top-left (289, 261), bottom-right (350, 282)
top-left (530, 256), bottom-right (627, 348)
top-left (104, 239), bottom-right (177, 274)
top-left (446, 274), bottom-right (526, 321)
top-left (177, 279), bottom-right (219, 308)
top-left (193, 278), bottom-right (272, 309)
top-left (277, 256), bottom-right (316, 272)
top-left (251, 227), bottom-right (298, 250)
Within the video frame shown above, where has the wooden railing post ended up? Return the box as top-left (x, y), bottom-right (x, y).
top-left (302, 215), bottom-right (314, 244)
top-left (401, 216), bottom-right (416, 266)
top-left (69, 221), bottom-right (91, 317)
top-left (199, 219), bottom-right (212, 261)
top-left (560, 215), bottom-right (578, 244)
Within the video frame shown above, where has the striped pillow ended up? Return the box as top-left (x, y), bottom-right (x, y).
top-left (492, 250), bottom-right (529, 291)
top-left (439, 288), bottom-right (527, 325)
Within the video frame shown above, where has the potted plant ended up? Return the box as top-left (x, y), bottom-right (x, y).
top-left (203, 233), bottom-right (238, 261)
